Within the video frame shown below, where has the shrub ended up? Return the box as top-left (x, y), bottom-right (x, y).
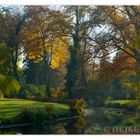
top-left (74, 117), bottom-right (85, 128)
top-left (44, 104), bottom-right (54, 119)
top-left (19, 107), bottom-right (48, 126)
top-left (135, 115), bottom-right (140, 123)
top-left (123, 118), bottom-right (136, 126)
top-left (51, 88), bottom-right (58, 97)
top-left (20, 85), bottom-right (67, 101)
top-left (125, 101), bottom-right (139, 111)
top-left (37, 85), bottom-right (46, 100)
top-left (85, 80), bottom-right (113, 106)
top-left (105, 96), bottom-right (113, 104)
top-left (0, 74), bottom-right (20, 98)
top-left (18, 107), bottom-right (33, 122)
top-left (19, 84), bottom-right (46, 100)
top-left (5, 78), bottom-right (21, 97)
top-left (0, 90), bottom-right (4, 99)
top-left (25, 84), bottom-right (38, 95)
top-left (51, 88), bottom-right (68, 98)
top-left (70, 98), bottom-right (87, 115)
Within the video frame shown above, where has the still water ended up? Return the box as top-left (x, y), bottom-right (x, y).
top-left (1, 108), bottom-right (140, 134)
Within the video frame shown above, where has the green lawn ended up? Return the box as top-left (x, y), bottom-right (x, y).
top-left (105, 99), bottom-right (140, 111)
top-left (109, 100), bottom-right (137, 105)
top-left (0, 98), bottom-right (70, 121)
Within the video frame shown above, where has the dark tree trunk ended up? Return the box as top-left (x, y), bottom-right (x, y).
top-left (13, 61), bottom-right (19, 81)
top-left (65, 6), bottom-right (81, 98)
top-left (43, 56), bottom-right (51, 98)
top-left (12, 48), bottom-right (19, 81)
top-left (45, 65), bottom-right (51, 97)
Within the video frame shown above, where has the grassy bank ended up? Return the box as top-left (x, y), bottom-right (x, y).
top-left (105, 100), bottom-right (140, 111)
top-left (0, 98), bottom-right (70, 125)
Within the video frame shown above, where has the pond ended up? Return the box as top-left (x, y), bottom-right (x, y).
top-left (1, 108), bottom-right (140, 134)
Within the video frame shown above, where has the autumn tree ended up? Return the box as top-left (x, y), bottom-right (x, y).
top-left (0, 43), bottom-right (12, 75)
top-left (63, 6), bottom-right (106, 97)
top-left (0, 6), bottom-right (31, 81)
top-left (101, 6), bottom-right (139, 59)
top-left (97, 6), bottom-right (140, 100)
top-left (21, 6), bottom-right (70, 97)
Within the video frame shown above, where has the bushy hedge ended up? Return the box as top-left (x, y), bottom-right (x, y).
top-left (19, 84), bottom-right (69, 101)
top-left (18, 107), bottom-right (48, 126)
top-left (0, 74), bottom-right (20, 98)
top-left (0, 90), bottom-right (4, 99)
top-left (19, 84), bottom-right (46, 101)
top-left (70, 98), bottom-right (87, 115)
top-left (51, 88), bottom-right (68, 98)
top-left (123, 118), bottom-right (136, 126)
top-left (18, 104), bottom-right (63, 125)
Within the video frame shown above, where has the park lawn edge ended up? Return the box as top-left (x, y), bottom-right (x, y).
top-left (0, 98), bottom-right (71, 125)
top-left (105, 99), bottom-right (140, 111)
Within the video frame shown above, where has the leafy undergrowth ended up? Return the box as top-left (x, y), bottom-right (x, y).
top-left (0, 98), bottom-right (71, 125)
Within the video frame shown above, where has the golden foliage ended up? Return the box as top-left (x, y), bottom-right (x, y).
top-left (21, 8), bottom-right (70, 69)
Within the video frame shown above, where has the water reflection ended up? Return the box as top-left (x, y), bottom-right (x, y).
top-left (0, 108), bottom-right (140, 134)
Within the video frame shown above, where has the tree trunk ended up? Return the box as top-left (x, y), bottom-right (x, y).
top-left (44, 58), bottom-right (51, 98)
top-left (13, 62), bottom-right (19, 81)
top-left (65, 6), bottom-right (81, 98)
top-left (12, 52), bottom-right (19, 81)
top-left (46, 66), bottom-right (51, 98)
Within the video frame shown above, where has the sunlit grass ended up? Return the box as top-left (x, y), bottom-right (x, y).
top-left (110, 100), bottom-right (136, 105)
top-left (0, 98), bottom-right (70, 121)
